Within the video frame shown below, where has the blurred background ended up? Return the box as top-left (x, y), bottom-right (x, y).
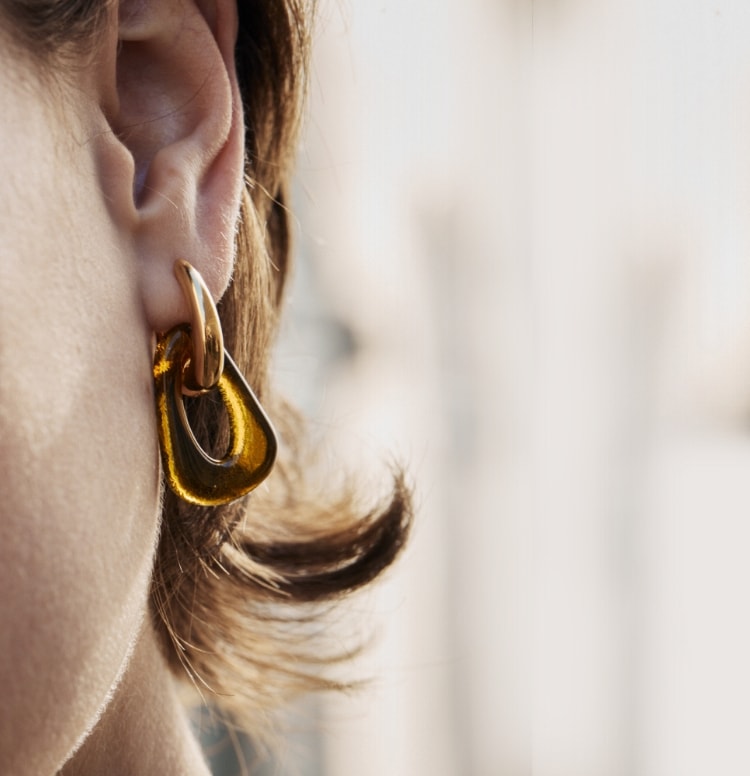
top-left (213, 0), bottom-right (750, 774)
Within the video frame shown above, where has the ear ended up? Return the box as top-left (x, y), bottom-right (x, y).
top-left (101, 0), bottom-right (245, 333)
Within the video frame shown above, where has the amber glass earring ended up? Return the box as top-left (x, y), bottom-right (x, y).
top-left (153, 260), bottom-right (277, 506)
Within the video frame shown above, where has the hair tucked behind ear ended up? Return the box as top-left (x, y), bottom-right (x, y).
top-left (150, 0), bottom-right (412, 737)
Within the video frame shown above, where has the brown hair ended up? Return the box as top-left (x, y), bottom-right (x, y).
top-left (4, 0), bottom-right (411, 739)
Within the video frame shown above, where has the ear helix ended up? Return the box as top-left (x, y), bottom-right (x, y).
top-left (153, 261), bottom-right (277, 506)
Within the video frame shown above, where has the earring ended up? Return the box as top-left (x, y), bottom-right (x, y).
top-left (153, 260), bottom-right (277, 506)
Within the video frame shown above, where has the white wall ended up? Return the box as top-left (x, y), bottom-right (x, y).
top-left (290, 1), bottom-right (750, 774)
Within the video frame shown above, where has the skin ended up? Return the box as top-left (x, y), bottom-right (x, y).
top-left (0, 0), bottom-right (245, 772)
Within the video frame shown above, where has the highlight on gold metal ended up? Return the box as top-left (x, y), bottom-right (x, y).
top-left (153, 263), bottom-right (277, 506)
top-left (173, 259), bottom-right (224, 393)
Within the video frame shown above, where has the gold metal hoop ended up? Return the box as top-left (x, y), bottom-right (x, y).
top-left (153, 263), bottom-right (277, 506)
top-left (173, 259), bottom-right (224, 394)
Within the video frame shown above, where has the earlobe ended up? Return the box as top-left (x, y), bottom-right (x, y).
top-left (109, 0), bottom-right (244, 333)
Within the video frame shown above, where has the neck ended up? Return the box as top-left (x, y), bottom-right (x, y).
top-left (59, 621), bottom-right (209, 776)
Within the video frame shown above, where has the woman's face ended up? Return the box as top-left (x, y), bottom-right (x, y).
top-left (0, 0), bottom-right (245, 766)
top-left (0, 34), bottom-right (162, 775)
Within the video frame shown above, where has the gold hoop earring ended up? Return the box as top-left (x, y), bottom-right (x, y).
top-left (153, 261), bottom-right (277, 506)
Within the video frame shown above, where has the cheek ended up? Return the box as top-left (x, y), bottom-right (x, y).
top-left (0, 258), bottom-right (163, 774)
top-left (0, 123), bottom-right (163, 774)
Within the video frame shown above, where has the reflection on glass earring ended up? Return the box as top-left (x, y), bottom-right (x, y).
top-left (153, 260), bottom-right (277, 506)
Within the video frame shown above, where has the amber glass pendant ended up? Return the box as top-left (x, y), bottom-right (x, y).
top-left (154, 325), bottom-right (277, 506)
